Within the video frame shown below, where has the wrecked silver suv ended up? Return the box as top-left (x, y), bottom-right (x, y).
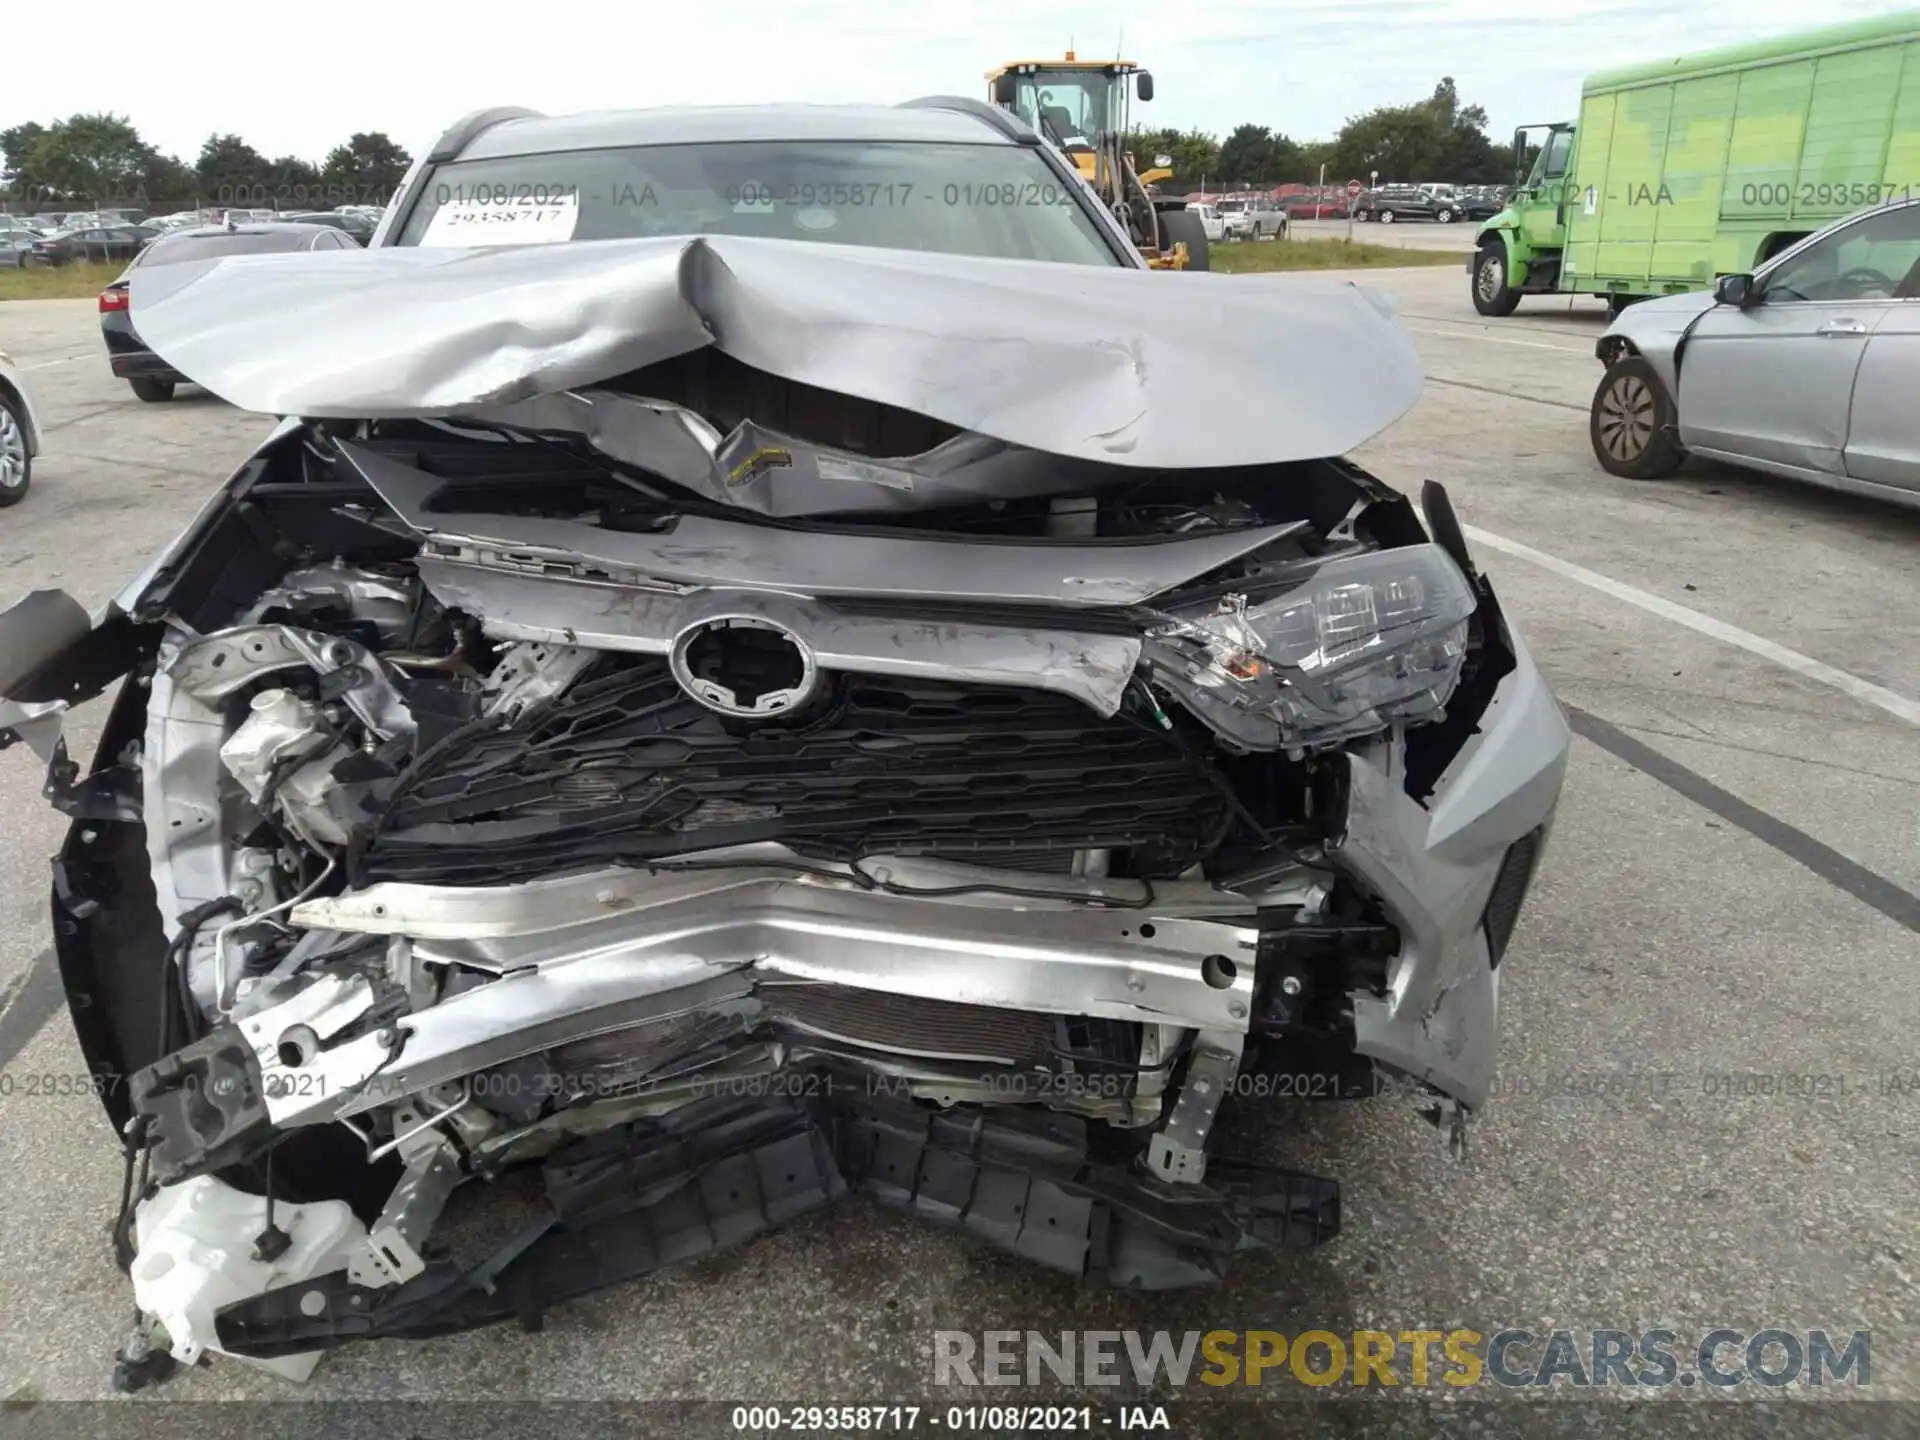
top-left (0, 98), bottom-right (1568, 1380)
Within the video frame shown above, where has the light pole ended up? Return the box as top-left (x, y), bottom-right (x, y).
top-left (1316, 161), bottom-right (1325, 224)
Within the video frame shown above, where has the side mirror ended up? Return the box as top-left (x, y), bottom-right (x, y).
top-left (1713, 273), bottom-right (1755, 308)
top-left (1154, 154), bottom-right (1173, 169)
top-left (991, 73), bottom-right (1018, 106)
top-left (1136, 71), bottom-right (1154, 102)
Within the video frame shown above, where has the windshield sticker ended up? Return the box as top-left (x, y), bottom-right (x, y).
top-left (420, 192), bottom-right (580, 247)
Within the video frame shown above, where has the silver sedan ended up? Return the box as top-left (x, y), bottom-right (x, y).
top-left (1589, 196), bottom-right (1920, 507)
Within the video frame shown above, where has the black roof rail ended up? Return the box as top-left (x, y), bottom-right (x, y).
top-left (427, 106), bottom-right (544, 164)
top-left (898, 95), bottom-right (1038, 145)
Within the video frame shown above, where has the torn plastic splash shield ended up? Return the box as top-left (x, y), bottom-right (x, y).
top-left (126, 232), bottom-right (1422, 470)
top-left (212, 1091), bottom-right (1342, 1356)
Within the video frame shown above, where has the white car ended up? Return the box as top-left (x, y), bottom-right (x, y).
top-left (0, 350), bottom-right (43, 506)
top-left (1219, 199), bottom-right (1287, 242)
top-left (1191, 203), bottom-right (1226, 243)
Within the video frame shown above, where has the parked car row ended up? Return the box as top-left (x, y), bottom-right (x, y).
top-left (30, 223), bottom-right (163, 266)
top-left (1350, 185), bottom-right (1502, 224)
top-left (2, 204), bottom-right (381, 267)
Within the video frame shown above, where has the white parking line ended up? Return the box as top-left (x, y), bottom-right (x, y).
top-left (24, 356), bottom-right (86, 371)
top-left (1403, 325), bottom-right (1589, 353)
top-left (1461, 524), bottom-right (1920, 728)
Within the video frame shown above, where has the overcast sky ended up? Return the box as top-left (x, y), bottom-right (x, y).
top-left (6, 0), bottom-right (1910, 165)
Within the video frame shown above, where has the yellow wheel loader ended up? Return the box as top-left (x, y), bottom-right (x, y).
top-left (986, 54), bottom-right (1207, 270)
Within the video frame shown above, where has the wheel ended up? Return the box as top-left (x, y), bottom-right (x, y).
top-left (1378, 209), bottom-right (1396, 224)
top-left (1159, 208), bottom-right (1211, 272)
top-left (0, 390), bottom-right (31, 507)
top-left (129, 377), bottom-right (176, 403)
top-left (1436, 208), bottom-right (1454, 224)
top-left (1471, 241), bottom-right (1521, 317)
top-left (1590, 356), bottom-right (1685, 479)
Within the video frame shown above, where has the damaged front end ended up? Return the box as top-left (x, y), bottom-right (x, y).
top-left (0, 237), bottom-right (1567, 1377)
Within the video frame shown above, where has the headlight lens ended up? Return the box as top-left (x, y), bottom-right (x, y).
top-left (1143, 543), bottom-right (1478, 752)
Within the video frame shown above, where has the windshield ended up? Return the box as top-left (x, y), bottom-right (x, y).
top-left (1526, 128), bottom-right (1573, 188)
top-left (1005, 73), bottom-right (1121, 149)
top-left (393, 140), bottom-right (1121, 265)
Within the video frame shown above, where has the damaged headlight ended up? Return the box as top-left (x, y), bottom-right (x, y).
top-left (1144, 543), bottom-right (1478, 753)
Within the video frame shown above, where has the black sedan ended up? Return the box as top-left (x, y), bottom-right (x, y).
top-left (100, 223), bottom-right (362, 401)
top-left (30, 224), bottom-right (160, 266)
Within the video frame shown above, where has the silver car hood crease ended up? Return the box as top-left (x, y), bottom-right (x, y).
top-left (124, 234), bottom-right (1422, 468)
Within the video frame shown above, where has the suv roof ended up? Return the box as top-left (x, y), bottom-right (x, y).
top-left (453, 99), bottom-right (1033, 162)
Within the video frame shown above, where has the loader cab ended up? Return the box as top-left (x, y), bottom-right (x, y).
top-left (987, 57), bottom-right (1159, 190)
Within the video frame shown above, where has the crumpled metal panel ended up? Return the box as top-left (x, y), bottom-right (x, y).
top-left (463, 389), bottom-right (1125, 520)
top-left (125, 234), bottom-right (1421, 469)
top-left (336, 441), bottom-right (1307, 609)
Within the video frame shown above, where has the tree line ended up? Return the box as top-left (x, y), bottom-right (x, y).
top-left (1, 76), bottom-right (1515, 212)
top-left (1135, 78), bottom-right (1514, 191)
top-left (0, 114), bottom-right (413, 211)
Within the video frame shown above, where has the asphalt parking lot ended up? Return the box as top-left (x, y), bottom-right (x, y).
top-left (1, 266), bottom-right (1917, 1434)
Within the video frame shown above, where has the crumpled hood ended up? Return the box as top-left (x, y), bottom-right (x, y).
top-left (126, 234), bottom-right (1422, 468)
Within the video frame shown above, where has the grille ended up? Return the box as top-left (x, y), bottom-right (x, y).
top-left (1482, 827), bottom-right (1544, 967)
top-left (363, 661), bottom-right (1233, 885)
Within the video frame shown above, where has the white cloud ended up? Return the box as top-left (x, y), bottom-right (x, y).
top-left (3, 0), bottom-right (1910, 163)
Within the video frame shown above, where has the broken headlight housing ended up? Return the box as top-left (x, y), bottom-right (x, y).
top-left (1143, 542), bottom-right (1478, 753)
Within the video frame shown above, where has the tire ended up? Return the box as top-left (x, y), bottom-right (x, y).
top-left (1379, 209), bottom-right (1396, 224)
top-left (1471, 241), bottom-right (1521, 317)
top-left (1436, 208), bottom-right (1454, 224)
top-left (0, 390), bottom-right (31, 507)
top-left (129, 377), bottom-right (176, 403)
top-left (1590, 356), bottom-right (1685, 479)
top-left (1159, 208), bottom-right (1211, 272)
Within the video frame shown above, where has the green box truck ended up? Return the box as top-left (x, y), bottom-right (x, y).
top-left (1471, 13), bottom-right (1920, 316)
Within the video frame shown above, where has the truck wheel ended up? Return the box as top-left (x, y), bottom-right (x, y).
top-left (129, 377), bottom-right (175, 403)
top-left (1160, 209), bottom-right (1211, 272)
top-left (1590, 357), bottom-right (1684, 479)
top-left (1436, 207), bottom-right (1454, 224)
top-left (1471, 242), bottom-right (1521, 317)
top-left (1379, 209), bottom-right (1396, 224)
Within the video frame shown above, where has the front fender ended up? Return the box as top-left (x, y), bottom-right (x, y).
top-left (1473, 210), bottom-right (1526, 268)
